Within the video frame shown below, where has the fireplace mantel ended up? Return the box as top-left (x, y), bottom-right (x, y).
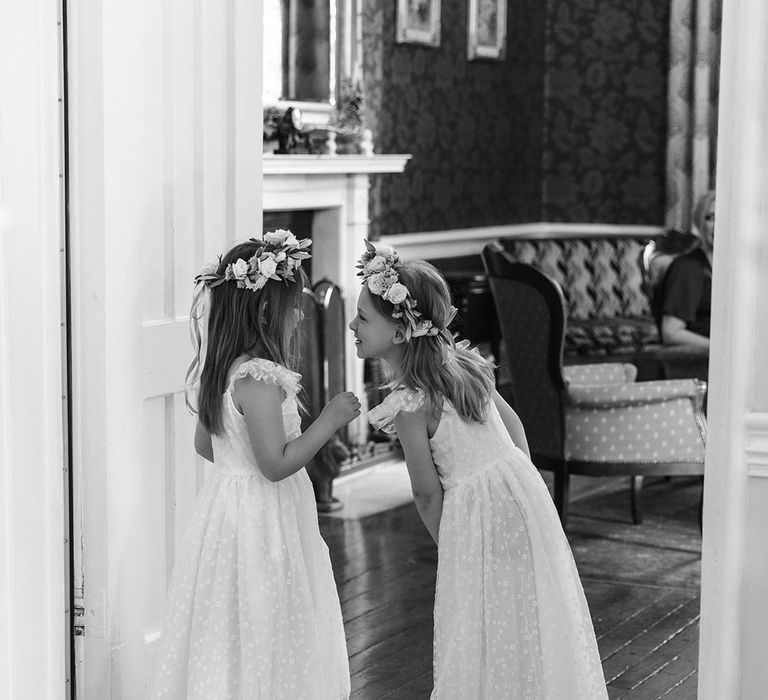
top-left (262, 153), bottom-right (411, 445)
top-left (263, 153), bottom-right (411, 176)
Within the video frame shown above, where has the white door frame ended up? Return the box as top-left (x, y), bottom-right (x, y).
top-left (0, 0), bottom-right (69, 698)
top-left (697, 0), bottom-right (768, 697)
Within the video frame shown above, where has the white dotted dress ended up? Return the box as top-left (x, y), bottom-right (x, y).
top-left (369, 388), bottom-right (608, 700)
top-left (150, 358), bottom-right (350, 700)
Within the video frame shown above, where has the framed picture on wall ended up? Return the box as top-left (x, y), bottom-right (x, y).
top-left (396, 0), bottom-right (441, 47)
top-left (467, 0), bottom-right (507, 60)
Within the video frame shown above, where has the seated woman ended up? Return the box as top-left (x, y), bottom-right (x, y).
top-left (660, 191), bottom-right (715, 351)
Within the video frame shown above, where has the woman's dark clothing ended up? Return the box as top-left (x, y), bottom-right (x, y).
top-left (660, 248), bottom-right (712, 337)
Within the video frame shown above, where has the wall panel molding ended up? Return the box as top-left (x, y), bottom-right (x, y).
top-left (746, 412), bottom-right (768, 479)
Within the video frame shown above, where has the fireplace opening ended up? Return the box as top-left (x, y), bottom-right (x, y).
top-left (262, 208), bottom-right (401, 508)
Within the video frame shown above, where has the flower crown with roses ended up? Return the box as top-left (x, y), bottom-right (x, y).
top-left (356, 240), bottom-right (446, 341)
top-left (194, 229), bottom-right (311, 292)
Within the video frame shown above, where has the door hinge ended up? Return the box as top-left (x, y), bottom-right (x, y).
top-left (72, 590), bottom-right (105, 639)
top-left (73, 603), bottom-right (85, 636)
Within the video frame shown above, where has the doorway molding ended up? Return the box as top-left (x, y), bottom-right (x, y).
top-left (0, 0), bottom-right (69, 697)
top-left (698, 0), bottom-right (768, 697)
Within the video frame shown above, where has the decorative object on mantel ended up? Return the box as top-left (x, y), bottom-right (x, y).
top-left (263, 102), bottom-right (371, 157)
top-left (468, 0), bottom-right (507, 61)
top-left (325, 131), bottom-right (338, 156)
top-left (263, 106), bottom-right (283, 142)
top-left (360, 129), bottom-right (374, 156)
top-left (329, 78), bottom-right (373, 155)
top-left (274, 107), bottom-right (314, 154)
top-left (397, 0), bottom-right (441, 47)
top-left (334, 78), bottom-right (365, 133)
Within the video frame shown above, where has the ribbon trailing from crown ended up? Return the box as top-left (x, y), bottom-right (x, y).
top-left (356, 240), bottom-right (455, 342)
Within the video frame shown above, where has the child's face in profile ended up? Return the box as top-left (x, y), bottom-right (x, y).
top-left (349, 287), bottom-right (401, 360)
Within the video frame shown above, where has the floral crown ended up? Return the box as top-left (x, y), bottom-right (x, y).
top-left (195, 229), bottom-right (311, 291)
top-left (356, 240), bottom-right (453, 341)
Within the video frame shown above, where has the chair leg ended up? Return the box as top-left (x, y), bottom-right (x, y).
top-left (554, 465), bottom-right (570, 529)
top-left (631, 475), bottom-right (644, 524)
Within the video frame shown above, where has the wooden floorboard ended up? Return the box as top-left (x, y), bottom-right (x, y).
top-left (320, 475), bottom-right (703, 699)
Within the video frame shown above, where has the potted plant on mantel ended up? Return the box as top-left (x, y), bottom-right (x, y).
top-left (262, 106), bottom-right (283, 153)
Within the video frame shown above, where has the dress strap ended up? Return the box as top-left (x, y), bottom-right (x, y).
top-left (368, 387), bottom-right (425, 434)
top-left (226, 357), bottom-right (302, 396)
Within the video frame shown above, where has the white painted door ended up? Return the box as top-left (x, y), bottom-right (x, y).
top-left (0, 1), bottom-right (69, 698)
top-left (67, 2), bottom-right (263, 696)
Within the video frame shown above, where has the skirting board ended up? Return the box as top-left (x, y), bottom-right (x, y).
top-left (382, 222), bottom-right (665, 260)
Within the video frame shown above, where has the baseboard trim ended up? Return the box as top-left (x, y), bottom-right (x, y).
top-left (382, 222), bottom-right (665, 260)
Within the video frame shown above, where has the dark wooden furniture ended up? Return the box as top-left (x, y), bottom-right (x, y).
top-left (482, 244), bottom-right (707, 527)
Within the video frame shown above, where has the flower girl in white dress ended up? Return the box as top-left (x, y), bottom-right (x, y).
top-left (150, 232), bottom-right (357, 699)
top-left (351, 241), bottom-right (608, 699)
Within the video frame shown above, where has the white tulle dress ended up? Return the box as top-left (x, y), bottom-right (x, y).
top-left (150, 358), bottom-right (350, 700)
top-left (369, 388), bottom-right (608, 700)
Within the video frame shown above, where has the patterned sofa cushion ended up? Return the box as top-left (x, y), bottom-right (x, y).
top-left (502, 237), bottom-right (659, 355)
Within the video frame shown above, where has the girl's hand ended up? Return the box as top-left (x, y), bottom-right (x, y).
top-left (238, 379), bottom-right (358, 482)
top-left (320, 391), bottom-right (361, 431)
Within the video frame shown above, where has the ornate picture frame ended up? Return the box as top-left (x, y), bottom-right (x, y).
top-left (467, 0), bottom-right (507, 61)
top-left (396, 0), bottom-right (441, 47)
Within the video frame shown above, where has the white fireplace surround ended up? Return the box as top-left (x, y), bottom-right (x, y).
top-left (262, 153), bottom-right (412, 444)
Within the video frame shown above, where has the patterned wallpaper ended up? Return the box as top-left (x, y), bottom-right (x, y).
top-left (361, 0), bottom-right (671, 235)
top-left (362, 0), bottom-right (547, 238)
top-left (542, 0), bottom-right (670, 223)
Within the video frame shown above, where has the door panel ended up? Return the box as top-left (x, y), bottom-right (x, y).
top-left (68, 2), bottom-right (263, 696)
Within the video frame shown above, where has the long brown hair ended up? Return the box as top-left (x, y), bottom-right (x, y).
top-left (369, 260), bottom-right (495, 422)
top-left (194, 240), bottom-right (306, 435)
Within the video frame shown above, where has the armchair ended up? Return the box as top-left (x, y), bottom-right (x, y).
top-left (482, 245), bottom-right (707, 527)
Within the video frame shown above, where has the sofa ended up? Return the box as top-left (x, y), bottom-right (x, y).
top-left (500, 235), bottom-right (659, 366)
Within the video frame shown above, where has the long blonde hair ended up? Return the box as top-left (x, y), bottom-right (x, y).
top-left (692, 190), bottom-right (716, 239)
top-left (370, 260), bottom-right (495, 422)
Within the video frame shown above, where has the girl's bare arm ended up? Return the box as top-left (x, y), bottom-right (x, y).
top-left (234, 375), bottom-right (359, 482)
top-left (394, 410), bottom-right (444, 544)
top-left (492, 391), bottom-right (531, 458)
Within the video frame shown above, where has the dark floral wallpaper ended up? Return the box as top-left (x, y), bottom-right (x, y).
top-left (362, 0), bottom-right (547, 238)
top-left (542, 0), bottom-right (670, 223)
top-left (362, 0), bottom-right (671, 234)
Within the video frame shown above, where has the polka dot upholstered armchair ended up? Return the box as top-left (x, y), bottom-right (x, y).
top-left (482, 243), bottom-right (707, 527)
